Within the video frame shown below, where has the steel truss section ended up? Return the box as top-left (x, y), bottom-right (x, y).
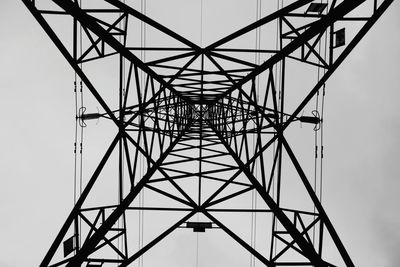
top-left (21, 0), bottom-right (393, 266)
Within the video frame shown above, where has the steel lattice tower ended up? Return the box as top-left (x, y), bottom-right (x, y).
top-left (22, 0), bottom-right (392, 266)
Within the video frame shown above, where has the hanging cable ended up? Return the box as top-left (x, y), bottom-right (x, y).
top-left (200, 0), bottom-right (203, 47)
top-left (196, 228), bottom-right (200, 267)
top-left (74, 77), bottom-right (78, 207)
top-left (319, 0), bottom-right (329, 206)
top-left (250, 1), bottom-right (262, 266)
top-left (312, 31), bottom-right (322, 246)
top-left (196, 2), bottom-right (204, 267)
top-left (138, 2), bottom-right (146, 266)
top-left (312, 0), bottom-right (329, 246)
top-left (254, 2), bottom-right (261, 264)
top-left (117, 1), bottom-right (127, 257)
top-left (270, 0), bottom-right (283, 259)
top-left (79, 80), bottom-right (84, 203)
top-left (141, 1), bottom-right (146, 264)
top-left (77, 0), bottom-right (84, 249)
top-left (73, 6), bottom-right (79, 206)
top-left (69, 0), bottom-right (85, 250)
top-left (320, 83), bottom-right (325, 202)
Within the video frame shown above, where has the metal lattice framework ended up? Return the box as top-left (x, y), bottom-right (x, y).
top-left (22, 0), bottom-right (392, 266)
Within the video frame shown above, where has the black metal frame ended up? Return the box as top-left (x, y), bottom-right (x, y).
top-left (21, 0), bottom-right (393, 266)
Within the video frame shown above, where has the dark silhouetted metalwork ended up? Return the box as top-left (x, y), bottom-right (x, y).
top-left (22, 0), bottom-right (393, 266)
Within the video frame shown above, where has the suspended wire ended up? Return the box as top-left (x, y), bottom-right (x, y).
top-left (138, 2), bottom-right (146, 266)
top-left (71, 0), bottom-right (85, 249)
top-left (79, 0), bottom-right (84, 245)
top-left (140, 192), bottom-right (145, 267)
top-left (195, 2), bottom-right (204, 266)
top-left (196, 229), bottom-right (200, 267)
top-left (250, 1), bottom-right (262, 266)
top-left (73, 45), bottom-right (79, 257)
top-left (71, 0), bottom-right (85, 250)
top-left (312, 21), bottom-right (322, 245)
top-left (73, 71), bottom-right (78, 207)
top-left (73, 2), bottom-right (78, 207)
top-left (318, 105), bottom-right (324, 232)
top-left (320, 0), bottom-right (329, 204)
top-left (312, 0), bottom-right (324, 243)
top-left (70, 0), bottom-right (329, 262)
top-left (117, 0), bottom-right (127, 257)
top-left (270, 0), bottom-right (283, 259)
top-left (72, 0), bottom-right (80, 206)
top-left (200, 0), bottom-right (203, 47)
top-left (312, 0), bottom-right (329, 246)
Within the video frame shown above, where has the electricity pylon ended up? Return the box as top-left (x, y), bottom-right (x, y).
top-left (22, 0), bottom-right (392, 266)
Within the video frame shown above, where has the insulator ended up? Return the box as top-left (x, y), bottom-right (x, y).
top-left (81, 113), bottom-right (101, 121)
top-left (299, 116), bottom-right (320, 124)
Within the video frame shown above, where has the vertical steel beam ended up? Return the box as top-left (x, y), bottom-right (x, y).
top-left (20, 0), bottom-right (394, 266)
top-left (65, 127), bottom-right (190, 266)
top-left (52, 0), bottom-right (196, 105)
top-left (282, 137), bottom-right (354, 266)
top-left (40, 134), bottom-right (120, 267)
top-left (21, 0), bottom-right (120, 126)
top-left (211, 0), bottom-right (366, 103)
top-left (282, 0), bottom-right (394, 129)
top-left (209, 125), bottom-right (328, 266)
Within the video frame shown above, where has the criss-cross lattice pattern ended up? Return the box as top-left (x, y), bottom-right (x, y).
top-left (22, 0), bottom-right (393, 266)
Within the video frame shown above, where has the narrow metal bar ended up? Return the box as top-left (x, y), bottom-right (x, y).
top-left (281, 137), bottom-right (354, 266)
top-left (282, 0), bottom-right (394, 129)
top-left (104, 0), bottom-right (200, 50)
top-left (206, 186), bottom-right (254, 207)
top-left (22, 0), bottom-right (120, 126)
top-left (52, 0), bottom-right (195, 110)
top-left (203, 210), bottom-right (273, 266)
top-left (208, 124), bottom-right (327, 266)
top-left (39, 134), bottom-right (120, 266)
top-left (64, 127), bottom-right (189, 266)
top-left (144, 184), bottom-right (194, 207)
top-left (79, 213), bottom-right (126, 259)
top-left (206, 0), bottom-right (313, 50)
top-left (119, 210), bottom-right (197, 266)
top-left (212, 0), bottom-right (366, 103)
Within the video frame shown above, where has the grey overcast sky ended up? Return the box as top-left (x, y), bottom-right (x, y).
top-left (0, 1), bottom-right (399, 267)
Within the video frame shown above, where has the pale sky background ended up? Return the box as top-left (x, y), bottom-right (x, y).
top-left (0, 1), bottom-right (399, 267)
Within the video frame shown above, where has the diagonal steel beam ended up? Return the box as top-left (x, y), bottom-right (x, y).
top-left (22, 1), bottom-right (394, 266)
top-left (282, 0), bottom-right (394, 129)
top-left (281, 137), bottom-right (354, 266)
top-left (210, 0), bottom-right (366, 103)
top-left (64, 125), bottom-right (191, 266)
top-left (206, 0), bottom-right (313, 50)
top-left (40, 134), bottom-right (121, 266)
top-left (208, 0), bottom-right (394, 178)
top-left (208, 123), bottom-right (330, 266)
top-left (119, 210), bottom-right (197, 267)
top-left (104, 0), bottom-right (200, 51)
top-left (52, 0), bottom-right (198, 106)
top-left (203, 210), bottom-right (273, 266)
top-left (123, 133), bottom-right (198, 207)
top-left (21, 0), bottom-right (120, 126)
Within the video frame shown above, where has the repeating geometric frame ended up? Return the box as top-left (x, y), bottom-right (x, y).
top-left (22, 0), bottom-right (393, 266)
